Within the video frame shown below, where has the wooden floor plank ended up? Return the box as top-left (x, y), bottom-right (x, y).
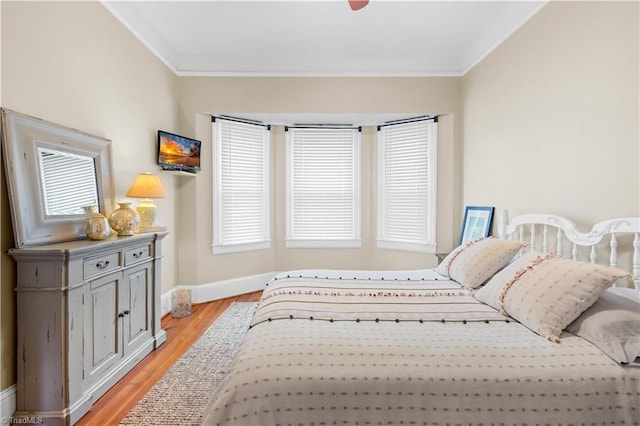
top-left (76, 291), bottom-right (262, 426)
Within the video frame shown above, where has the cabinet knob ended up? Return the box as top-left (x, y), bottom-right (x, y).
top-left (124, 310), bottom-right (130, 315)
top-left (133, 251), bottom-right (144, 258)
top-left (118, 312), bottom-right (125, 318)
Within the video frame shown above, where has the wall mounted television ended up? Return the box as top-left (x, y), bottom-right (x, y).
top-left (157, 130), bottom-right (201, 173)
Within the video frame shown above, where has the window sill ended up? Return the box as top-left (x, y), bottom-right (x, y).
top-left (212, 241), bottom-right (271, 254)
top-left (377, 240), bottom-right (437, 254)
top-left (285, 239), bottom-right (362, 249)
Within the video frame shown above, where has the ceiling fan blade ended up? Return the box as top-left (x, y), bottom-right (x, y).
top-left (348, 0), bottom-right (369, 11)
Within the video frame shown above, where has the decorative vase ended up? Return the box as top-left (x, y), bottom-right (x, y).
top-left (171, 288), bottom-right (192, 318)
top-left (108, 202), bottom-right (140, 236)
top-left (84, 205), bottom-right (111, 240)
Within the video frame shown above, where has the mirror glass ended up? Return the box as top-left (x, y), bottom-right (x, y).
top-left (38, 147), bottom-right (99, 215)
top-left (1, 109), bottom-right (115, 247)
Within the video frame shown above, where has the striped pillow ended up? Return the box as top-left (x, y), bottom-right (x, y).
top-left (475, 253), bottom-right (631, 342)
top-left (435, 237), bottom-right (526, 289)
top-left (474, 251), bottom-right (542, 308)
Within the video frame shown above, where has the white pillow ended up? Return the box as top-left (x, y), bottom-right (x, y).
top-left (474, 253), bottom-right (631, 342)
top-left (435, 237), bottom-right (525, 289)
top-left (567, 287), bottom-right (640, 364)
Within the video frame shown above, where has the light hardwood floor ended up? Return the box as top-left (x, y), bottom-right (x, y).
top-left (76, 291), bottom-right (262, 426)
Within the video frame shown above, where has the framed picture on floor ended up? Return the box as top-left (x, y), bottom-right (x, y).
top-left (459, 206), bottom-right (495, 244)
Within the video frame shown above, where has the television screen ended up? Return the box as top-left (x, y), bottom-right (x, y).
top-left (157, 130), bottom-right (201, 173)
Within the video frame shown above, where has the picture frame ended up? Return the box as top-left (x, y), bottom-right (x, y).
top-left (459, 206), bottom-right (495, 245)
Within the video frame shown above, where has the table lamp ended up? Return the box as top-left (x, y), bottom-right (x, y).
top-left (126, 172), bottom-right (167, 228)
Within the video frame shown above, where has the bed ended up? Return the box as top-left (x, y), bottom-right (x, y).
top-left (202, 212), bottom-right (640, 425)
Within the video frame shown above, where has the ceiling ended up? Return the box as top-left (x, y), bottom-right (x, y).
top-left (102, 0), bottom-right (547, 77)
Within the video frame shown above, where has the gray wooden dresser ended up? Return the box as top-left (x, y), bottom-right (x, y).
top-left (9, 232), bottom-right (167, 425)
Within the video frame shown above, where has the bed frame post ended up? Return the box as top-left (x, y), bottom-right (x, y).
top-left (633, 233), bottom-right (640, 290)
top-left (498, 209), bottom-right (510, 240)
top-left (609, 234), bottom-right (618, 267)
top-left (529, 224), bottom-right (537, 252)
top-left (556, 229), bottom-right (563, 257)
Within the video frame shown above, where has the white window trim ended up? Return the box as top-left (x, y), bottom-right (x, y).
top-left (377, 119), bottom-right (437, 254)
top-left (212, 118), bottom-right (271, 254)
top-left (213, 241), bottom-right (271, 255)
top-left (285, 239), bottom-right (362, 249)
top-left (285, 127), bottom-right (361, 249)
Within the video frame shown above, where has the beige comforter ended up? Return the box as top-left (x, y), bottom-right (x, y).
top-left (203, 269), bottom-right (640, 425)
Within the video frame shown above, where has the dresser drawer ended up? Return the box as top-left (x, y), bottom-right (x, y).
top-left (124, 244), bottom-right (152, 265)
top-left (83, 251), bottom-right (121, 279)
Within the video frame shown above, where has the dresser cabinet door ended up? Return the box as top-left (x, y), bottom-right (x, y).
top-left (123, 262), bottom-right (153, 355)
top-left (84, 271), bottom-right (123, 386)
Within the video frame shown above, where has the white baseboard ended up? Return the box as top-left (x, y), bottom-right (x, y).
top-left (161, 271), bottom-right (276, 316)
top-left (0, 384), bottom-right (16, 420)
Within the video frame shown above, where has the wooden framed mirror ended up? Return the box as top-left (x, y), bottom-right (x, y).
top-left (1, 109), bottom-right (115, 247)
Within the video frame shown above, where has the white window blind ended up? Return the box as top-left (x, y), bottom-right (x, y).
top-left (286, 127), bottom-right (361, 248)
top-left (38, 147), bottom-right (98, 215)
top-left (377, 119), bottom-right (437, 253)
top-left (212, 118), bottom-right (270, 254)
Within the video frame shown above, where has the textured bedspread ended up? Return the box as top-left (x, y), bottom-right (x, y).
top-left (203, 270), bottom-right (640, 425)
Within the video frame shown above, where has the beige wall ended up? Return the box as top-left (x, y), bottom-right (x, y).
top-left (462, 1), bottom-right (639, 230)
top-left (176, 77), bottom-right (463, 284)
top-left (0, 1), bottom-right (178, 391)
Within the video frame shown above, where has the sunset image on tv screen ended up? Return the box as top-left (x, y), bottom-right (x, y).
top-left (159, 132), bottom-right (200, 169)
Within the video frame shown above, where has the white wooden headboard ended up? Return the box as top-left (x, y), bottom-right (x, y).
top-left (498, 210), bottom-right (640, 290)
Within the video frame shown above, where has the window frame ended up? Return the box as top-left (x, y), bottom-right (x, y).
top-left (285, 126), bottom-right (362, 248)
top-left (376, 118), bottom-right (438, 253)
top-left (212, 117), bottom-right (271, 254)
